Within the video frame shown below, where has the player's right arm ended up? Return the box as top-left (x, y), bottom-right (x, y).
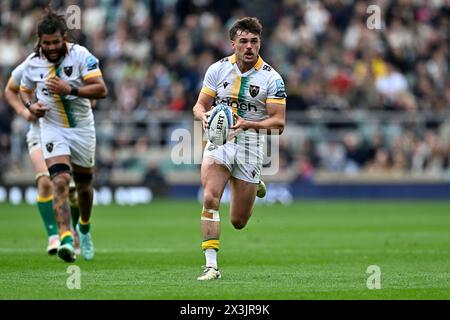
top-left (19, 89), bottom-right (48, 118)
top-left (193, 62), bottom-right (219, 129)
top-left (19, 62), bottom-right (49, 118)
top-left (193, 92), bottom-right (215, 130)
top-left (4, 60), bottom-right (39, 122)
top-left (4, 77), bottom-right (36, 122)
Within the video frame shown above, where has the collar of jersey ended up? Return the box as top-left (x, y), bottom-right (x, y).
top-left (230, 54), bottom-right (264, 71)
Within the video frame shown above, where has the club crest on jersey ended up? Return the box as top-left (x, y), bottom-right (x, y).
top-left (249, 85), bottom-right (260, 98)
top-left (46, 143), bottom-right (54, 153)
top-left (64, 66), bottom-right (73, 77)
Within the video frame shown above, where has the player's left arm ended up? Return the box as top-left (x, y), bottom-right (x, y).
top-left (46, 75), bottom-right (107, 99)
top-left (232, 102), bottom-right (285, 134)
top-left (232, 73), bottom-right (286, 134)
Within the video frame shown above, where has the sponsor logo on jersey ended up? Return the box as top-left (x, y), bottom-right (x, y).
top-left (249, 85), bottom-right (260, 98)
top-left (86, 56), bottom-right (98, 71)
top-left (275, 79), bottom-right (286, 98)
top-left (223, 81), bottom-right (229, 89)
top-left (219, 97), bottom-right (258, 112)
top-left (262, 65), bottom-right (271, 72)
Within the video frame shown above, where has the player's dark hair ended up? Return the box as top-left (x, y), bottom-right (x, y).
top-left (229, 17), bottom-right (262, 40)
top-left (34, 6), bottom-right (68, 57)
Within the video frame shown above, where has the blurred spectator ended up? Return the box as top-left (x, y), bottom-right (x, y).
top-left (375, 63), bottom-right (417, 111)
top-left (342, 132), bottom-right (367, 175)
top-left (0, 0), bottom-right (449, 183)
top-left (143, 163), bottom-right (168, 197)
top-left (366, 147), bottom-right (391, 174)
top-left (317, 141), bottom-right (346, 173)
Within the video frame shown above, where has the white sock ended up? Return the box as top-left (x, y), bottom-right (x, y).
top-left (205, 249), bottom-right (218, 270)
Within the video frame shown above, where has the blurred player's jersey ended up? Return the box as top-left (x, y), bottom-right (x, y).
top-left (201, 54), bottom-right (286, 145)
top-left (9, 53), bottom-right (41, 152)
top-left (10, 54), bottom-right (32, 88)
top-left (20, 42), bottom-right (102, 128)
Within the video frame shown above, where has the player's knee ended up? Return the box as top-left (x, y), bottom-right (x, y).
top-left (73, 171), bottom-right (93, 185)
top-left (203, 190), bottom-right (221, 209)
top-left (73, 172), bottom-right (93, 196)
top-left (52, 174), bottom-right (71, 194)
top-left (48, 164), bottom-right (71, 194)
top-left (231, 217), bottom-right (247, 230)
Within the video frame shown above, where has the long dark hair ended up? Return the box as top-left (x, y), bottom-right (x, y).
top-left (33, 6), bottom-right (69, 57)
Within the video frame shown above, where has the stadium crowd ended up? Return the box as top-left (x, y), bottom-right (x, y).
top-left (0, 0), bottom-right (449, 184)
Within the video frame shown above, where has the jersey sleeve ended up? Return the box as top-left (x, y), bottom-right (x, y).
top-left (78, 46), bottom-right (102, 81)
top-left (19, 63), bottom-right (35, 94)
top-left (266, 73), bottom-right (287, 105)
top-left (9, 62), bottom-right (26, 90)
top-left (200, 62), bottom-right (219, 98)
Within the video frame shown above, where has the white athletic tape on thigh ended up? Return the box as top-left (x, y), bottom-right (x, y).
top-left (201, 207), bottom-right (220, 221)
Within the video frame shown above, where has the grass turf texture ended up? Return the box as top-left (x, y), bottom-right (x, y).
top-left (1, 201), bottom-right (449, 299)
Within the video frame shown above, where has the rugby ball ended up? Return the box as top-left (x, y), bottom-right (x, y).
top-left (207, 105), bottom-right (234, 145)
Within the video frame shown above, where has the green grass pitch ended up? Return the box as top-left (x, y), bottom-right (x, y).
top-left (1, 200), bottom-right (450, 299)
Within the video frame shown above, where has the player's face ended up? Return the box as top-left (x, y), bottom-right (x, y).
top-left (40, 32), bottom-right (65, 63)
top-left (231, 31), bottom-right (260, 67)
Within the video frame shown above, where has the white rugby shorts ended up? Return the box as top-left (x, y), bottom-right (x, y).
top-left (26, 122), bottom-right (42, 154)
top-left (203, 139), bottom-right (263, 184)
top-left (41, 123), bottom-right (96, 168)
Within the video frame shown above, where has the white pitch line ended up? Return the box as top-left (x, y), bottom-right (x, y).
top-left (97, 248), bottom-right (173, 253)
top-left (0, 248), bottom-right (173, 253)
